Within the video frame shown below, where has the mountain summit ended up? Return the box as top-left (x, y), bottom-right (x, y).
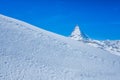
top-left (70, 25), bottom-right (88, 40)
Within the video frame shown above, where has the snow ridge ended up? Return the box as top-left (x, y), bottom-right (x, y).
top-left (87, 40), bottom-right (120, 55)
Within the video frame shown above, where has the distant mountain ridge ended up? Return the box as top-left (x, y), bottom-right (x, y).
top-left (70, 25), bottom-right (120, 55)
top-left (86, 40), bottom-right (120, 55)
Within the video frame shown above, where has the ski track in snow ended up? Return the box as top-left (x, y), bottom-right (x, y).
top-left (0, 14), bottom-right (120, 80)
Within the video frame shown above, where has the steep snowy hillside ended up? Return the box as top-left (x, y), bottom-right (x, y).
top-left (0, 14), bottom-right (120, 80)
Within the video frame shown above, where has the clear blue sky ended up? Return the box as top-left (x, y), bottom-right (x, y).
top-left (0, 0), bottom-right (120, 40)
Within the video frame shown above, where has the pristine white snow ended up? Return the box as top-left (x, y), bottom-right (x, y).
top-left (0, 14), bottom-right (120, 80)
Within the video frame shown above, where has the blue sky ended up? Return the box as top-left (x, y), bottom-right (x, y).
top-left (0, 0), bottom-right (120, 40)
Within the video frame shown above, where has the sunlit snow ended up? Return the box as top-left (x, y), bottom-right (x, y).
top-left (0, 14), bottom-right (120, 80)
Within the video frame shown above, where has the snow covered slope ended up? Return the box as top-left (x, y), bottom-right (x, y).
top-left (0, 14), bottom-right (120, 80)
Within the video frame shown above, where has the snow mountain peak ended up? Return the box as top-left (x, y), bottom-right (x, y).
top-left (70, 25), bottom-right (120, 55)
top-left (70, 25), bottom-right (88, 40)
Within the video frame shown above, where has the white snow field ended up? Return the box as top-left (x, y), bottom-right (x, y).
top-left (0, 14), bottom-right (120, 80)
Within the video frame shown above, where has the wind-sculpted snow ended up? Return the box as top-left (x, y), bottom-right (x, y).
top-left (0, 14), bottom-right (120, 80)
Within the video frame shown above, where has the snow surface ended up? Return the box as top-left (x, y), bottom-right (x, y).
top-left (0, 14), bottom-right (120, 80)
